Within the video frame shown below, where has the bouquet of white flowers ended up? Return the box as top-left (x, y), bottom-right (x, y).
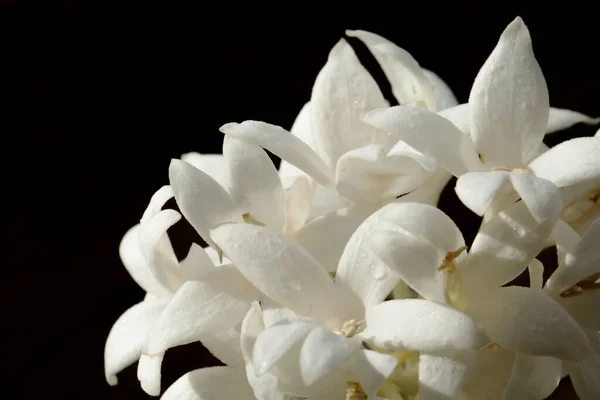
top-left (104, 17), bottom-right (599, 400)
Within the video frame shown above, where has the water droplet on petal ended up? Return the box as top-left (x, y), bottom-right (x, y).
top-left (370, 263), bottom-right (386, 280)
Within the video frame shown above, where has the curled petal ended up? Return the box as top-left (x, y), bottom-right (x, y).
top-left (346, 30), bottom-right (436, 110)
top-left (220, 121), bottom-right (333, 187)
top-left (180, 153), bottom-right (228, 189)
top-left (528, 136), bottom-right (600, 187)
top-left (309, 38), bottom-right (390, 167)
top-left (279, 102), bottom-right (315, 181)
top-left (364, 106), bottom-right (482, 177)
top-left (455, 171), bottom-right (510, 217)
top-left (161, 366), bottom-right (255, 400)
top-left (169, 159), bottom-right (241, 248)
top-left (138, 352), bottom-right (163, 396)
top-left (468, 17), bottom-right (549, 168)
top-left (145, 266), bottom-right (258, 355)
top-left (346, 349), bottom-right (398, 399)
top-left (211, 223), bottom-right (345, 326)
top-left (104, 300), bottom-right (168, 385)
top-left (223, 135), bottom-right (286, 232)
top-left (424, 69), bottom-right (459, 111)
top-left (201, 327), bottom-right (244, 368)
top-left (546, 108), bottom-right (600, 134)
top-left (361, 299), bottom-right (487, 352)
top-left (464, 286), bottom-right (590, 361)
top-left (418, 350), bottom-right (478, 400)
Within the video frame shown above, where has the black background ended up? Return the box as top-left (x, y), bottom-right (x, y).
top-left (4, 3), bottom-right (598, 399)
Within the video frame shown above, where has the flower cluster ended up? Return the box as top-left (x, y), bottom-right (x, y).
top-left (105, 17), bottom-right (599, 400)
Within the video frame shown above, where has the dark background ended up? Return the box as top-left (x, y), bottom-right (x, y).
top-left (3, 3), bottom-right (598, 399)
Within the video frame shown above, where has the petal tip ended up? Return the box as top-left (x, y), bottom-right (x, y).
top-left (219, 122), bottom-right (238, 133)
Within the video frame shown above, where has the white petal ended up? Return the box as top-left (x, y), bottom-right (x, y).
top-left (119, 224), bottom-right (171, 297)
top-left (545, 219), bottom-right (600, 296)
top-left (346, 349), bottom-right (398, 399)
top-left (169, 159), bottom-right (241, 248)
top-left (399, 168), bottom-right (453, 206)
top-left (528, 136), bottom-right (600, 187)
top-left (566, 330), bottom-right (600, 400)
top-left (210, 223), bottom-right (344, 326)
top-left (346, 30), bottom-right (436, 110)
top-left (361, 299), bottom-right (487, 352)
top-left (220, 121), bottom-right (333, 187)
top-left (424, 69), bottom-right (459, 111)
top-left (161, 366), bottom-right (255, 400)
top-left (468, 17), bottom-right (549, 168)
top-left (145, 266), bottom-right (258, 355)
top-left (245, 364), bottom-right (285, 400)
top-left (223, 135), bottom-right (286, 231)
top-left (528, 258), bottom-right (544, 291)
top-left (463, 286), bottom-right (590, 360)
top-left (300, 326), bottom-right (361, 386)
top-left (365, 203), bottom-right (465, 304)
top-left (201, 327), bottom-right (244, 367)
top-left (140, 185), bottom-right (175, 224)
top-left (503, 353), bottom-right (562, 400)
top-left (509, 173), bottom-right (562, 223)
top-left (104, 300), bottom-right (168, 385)
top-left (363, 106), bottom-right (482, 177)
top-left (438, 104), bottom-right (470, 136)
top-left (290, 204), bottom-right (378, 272)
top-left (279, 102), bottom-right (315, 180)
top-left (335, 144), bottom-right (431, 203)
top-left (282, 175), bottom-right (312, 234)
top-left (462, 347), bottom-right (515, 399)
top-left (546, 108), bottom-right (600, 134)
top-left (309, 38), bottom-right (391, 167)
top-left (180, 153), bottom-right (229, 189)
top-left (261, 296), bottom-right (303, 328)
top-left (418, 350), bottom-right (478, 400)
top-left (253, 321), bottom-right (315, 374)
top-left (455, 171), bottom-right (510, 217)
top-left (138, 209), bottom-right (182, 292)
top-left (463, 199), bottom-right (561, 290)
top-left (138, 352), bottom-right (163, 396)
top-left (241, 302), bottom-right (265, 361)
top-left (177, 243), bottom-right (216, 282)
top-left (308, 182), bottom-right (348, 220)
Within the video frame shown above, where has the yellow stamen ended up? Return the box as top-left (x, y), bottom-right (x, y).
top-left (480, 341), bottom-right (501, 351)
top-left (560, 272), bottom-right (600, 298)
top-left (346, 381), bottom-right (368, 400)
top-left (243, 213), bottom-right (266, 226)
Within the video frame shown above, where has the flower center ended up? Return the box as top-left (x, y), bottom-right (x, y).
top-left (332, 319), bottom-right (365, 338)
top-left (345, 381), bottom-right (367, 400)
top-left (559, 272), bottom-right (600, 298)
top-left (438, 246), bottom-right (468, 306)
top-left (490, 166), bottom-right (529, 173)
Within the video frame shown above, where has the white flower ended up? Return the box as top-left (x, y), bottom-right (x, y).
top-left (365, 200), bottom-right (592, 399)
top-left (104, 186), bottom-right (259, 395)
top-left (362, 17), bottom-right (599, 227)
top-left (210, 204), bottom-right (487, 400)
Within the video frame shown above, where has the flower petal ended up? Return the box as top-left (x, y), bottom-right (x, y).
top-left (300, 326), bottom-right (361, 386)
top-left (210, 223), bottom-right (344, 326)
top-left (161, 366), bottom-right (255, 400)
top-left (145, 265), bottom-right (258, 355)
top-left (546, 108), bottom-right (600, 134)
top-left (469, 17), bottom-right (549, 168)
top-left (177, 243), bottom-right (216, 282)
top-left (241, 302), bottom-right (265, 361)
top-left (509, 173), bottom-right (562, 223)
top-left (223, 135), bottom-right (286, 232)
top-left (418, 350), bottom-right (478, 400)
top-left (180, 153), bottom-right (229, 189)
top-left (104, 300), bottom-right (168, 385)
top-left (201, 327), bottom-right (244, 368)
top-left (455, 171), bottom-right (510, 217)
top-left (463, 199), bottom-right (561, 290)
top-left (245, 363), bottom-right (285, 400)
top-left (140, 185), bottom-right (175, 224)
top-left (346, 30), bottom-right (436, 110)
top-left (253, 321), bottom-right (315, 375)
top-left (363, 106), bottom-right (482, 177)
top-left (361, 299), bottom-right (487, 352)
top-left (545, 219), bottom-right (600, 297)
top-left (282, 175), bottom-right (312, 235)
top-left (309, 38), bottom-right (391, 167)
top-left (335, 144), bottom-right (431, 203)
top-left (424, 69), bottom-right (459, 111)
top-left (528, 258), bottom-right (544, 291)
top-left (279, 102), bottom-right (315, 181)
top-left (138, 352), bottom-right (163, 396)
top-left (528, 136), bottom-right (600, 187)
top-left (566, 330), bottom-right (600, 400)
top-left (169, 159), bottom-right (242, 248)
top-left (464, 286), bottom-right (590, 360)
top-left (290, 204), bottom-right (378, 272)
top-left (118, 224), bottom-right (172, 297)
top-left (138, 209), bottom-right (182, 292)
top-left (220, 121), bottom-right (333, 187)
top-left (503, 353), bottom-right (562, 400)
top-left (346, 349), bottom-right (398, 399)
top-left (365, 203), bottom-right (465, 304)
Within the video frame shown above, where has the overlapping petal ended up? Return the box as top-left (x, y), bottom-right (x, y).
top-left (161, 366), bottom-right (256, 400)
